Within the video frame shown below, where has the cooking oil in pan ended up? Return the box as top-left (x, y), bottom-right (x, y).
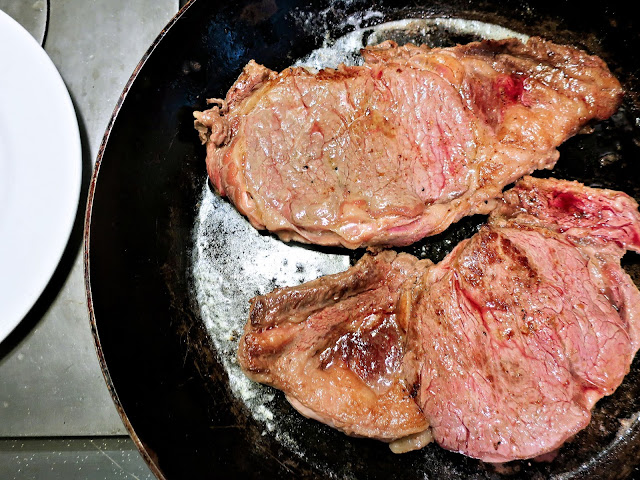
top-left (294, 18), bottom-right (527, 70)
top-left (192, 187), bottom-right (349, 458)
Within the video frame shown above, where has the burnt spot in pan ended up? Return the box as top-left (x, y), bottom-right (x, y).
top-left (87, 0), bottom-right (640, 479)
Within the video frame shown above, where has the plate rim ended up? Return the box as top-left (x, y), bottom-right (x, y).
top-left (0, 10), bottom-right (82, 343)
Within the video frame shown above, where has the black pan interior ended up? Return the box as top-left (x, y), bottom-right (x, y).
top-left (86, 0), bottom-right (640, 478)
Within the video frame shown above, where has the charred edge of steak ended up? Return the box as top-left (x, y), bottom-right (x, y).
top-left (248, 251), bottom-right (398, 328)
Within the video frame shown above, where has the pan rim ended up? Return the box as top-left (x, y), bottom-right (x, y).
top-left (82, 1), bottom-right (198, 479)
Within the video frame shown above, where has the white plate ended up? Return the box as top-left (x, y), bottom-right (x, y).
top-left (0, 10), bottom-right (81, 342)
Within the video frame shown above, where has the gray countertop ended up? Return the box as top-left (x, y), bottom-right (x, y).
top-left (0, 1), bottom-right (181, 478)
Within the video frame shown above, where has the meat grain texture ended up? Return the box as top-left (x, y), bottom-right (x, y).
top-left (195, 38), bottom-right (622, 248)
top-left (238, 177), bottom-right (640, 462)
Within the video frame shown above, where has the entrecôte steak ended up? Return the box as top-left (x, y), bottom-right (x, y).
top-left (195, 38), bottom-right (622, 248)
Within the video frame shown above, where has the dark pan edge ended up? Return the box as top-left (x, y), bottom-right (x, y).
top-left (82, 2), bottom-right (197, 479)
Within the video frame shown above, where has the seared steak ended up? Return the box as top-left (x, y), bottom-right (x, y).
top-left (195, 38), bottom-right (622, 248)
top-left (239, 250), bottom-right (433, 441)
top-left (237, 177), bottom-right (640, 462)
top-left (406, 177), bottom-right (640, 461)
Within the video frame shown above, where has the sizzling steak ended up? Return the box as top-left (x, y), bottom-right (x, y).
top-left (195, 38), bottom-right (622, 248)
top-left (238, 177), bottom-right (640, 462)
top-left (239, 250), bottom-right (433, 441)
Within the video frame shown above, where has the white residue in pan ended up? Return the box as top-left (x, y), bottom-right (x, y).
top-left (192, 16), bottom-right (527, 469)
top-left (295, 18), bottom-right (528, 70)
top-left (617, 411), bottom-right (640, 438)
top-left (192, 184), bottom-right (349, 457)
